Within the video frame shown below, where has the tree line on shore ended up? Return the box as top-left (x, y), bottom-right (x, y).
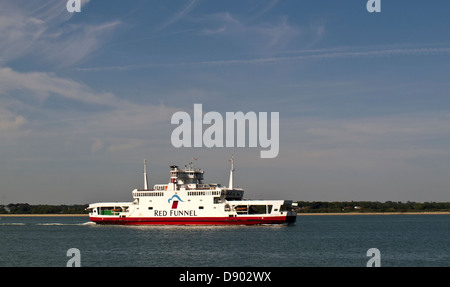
top-left (0, 203), bottom-right (89, 214)
top-left (1, 201), bottom-right (450, 214)
top-left (295, 201), bottom-right (450, 213)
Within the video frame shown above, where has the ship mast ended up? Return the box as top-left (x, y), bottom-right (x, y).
top-left (228, 154), bottom-right (234, 189)
top-left (144, 159), bottom-right (148, 190)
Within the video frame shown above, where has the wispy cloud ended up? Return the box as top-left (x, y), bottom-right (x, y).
top-left (155, 0), bottom-right (199, 31)
top-left (0, 2), bottom-right (48, 64)
top-left (248, 0), bottom-right (280, 21)
top-left (0, 67), bottom-right (118, 106)
top-left (201, 26), bottom-right (226, 35)
top-left (0, 0), bottom-right (119, 67)
top-left (37, 21), bottom-right (121, 67)
top-left (280, 111), bottom-right (450, 173)
top-left (75, 21), bottom-right (450, 72)
top-left (107, 138), bottom-right (145, 153)
top-left (0, 106), bottom-right (26, 131)
top-left (170, 45), bottom-right (450, 66)
top-left (199, 12), bottom-right (300, 51)
top-left (0, 65), bottom-right (180, 158)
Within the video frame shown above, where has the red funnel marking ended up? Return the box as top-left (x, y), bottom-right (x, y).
top-left (171, 201), bottom-right (178, 209)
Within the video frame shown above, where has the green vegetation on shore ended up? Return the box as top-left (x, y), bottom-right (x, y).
top-left (0, 203), bottom-right (89, 214)
top-left (295, 201), bottom-right (450, 213)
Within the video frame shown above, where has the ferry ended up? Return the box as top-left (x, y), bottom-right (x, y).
top-left (87, 156), bottom-right (297, 225)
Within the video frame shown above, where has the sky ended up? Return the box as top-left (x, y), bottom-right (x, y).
top-left (1, 0), bottom-right (450, 204)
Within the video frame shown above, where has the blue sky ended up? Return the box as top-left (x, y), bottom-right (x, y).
top-left (1, 0), bottom-right (450, 204)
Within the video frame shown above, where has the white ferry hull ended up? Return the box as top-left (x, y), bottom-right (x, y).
top-left (89, 213), bottom-right (297, 225)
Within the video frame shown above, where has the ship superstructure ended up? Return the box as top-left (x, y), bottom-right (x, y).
top-left (87, 156), bottom-right (297, 225)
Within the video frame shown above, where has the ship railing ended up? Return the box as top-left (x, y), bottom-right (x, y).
top-left (183, 184), bottom-right (218, 190)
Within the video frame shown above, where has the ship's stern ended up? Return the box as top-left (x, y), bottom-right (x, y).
top-left (285, 210), bottom-right (297, 224)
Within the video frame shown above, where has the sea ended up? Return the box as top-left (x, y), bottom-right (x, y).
top-left (0, 214), bottom-right (449, 267)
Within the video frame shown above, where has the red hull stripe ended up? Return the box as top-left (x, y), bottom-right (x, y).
top-left (90, 216), bottom-right (296, 225)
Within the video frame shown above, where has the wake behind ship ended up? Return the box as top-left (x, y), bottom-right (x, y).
top-left (87, 156), bottom-right (297, 225)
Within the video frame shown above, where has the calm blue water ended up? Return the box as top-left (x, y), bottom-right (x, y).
top-left (0, 215), bottom-right (448, 267)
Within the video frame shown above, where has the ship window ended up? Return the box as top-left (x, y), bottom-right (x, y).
top-left (199, 206), bottom-right (204, 209)
top-left (249, 205), bottom-right (267, 215)
top-left (148, 207), bottom-right (153, 210)
top-left (280, 204), bottom-right (291, 212)
top-left (235, 205), bottom-right (248, 214)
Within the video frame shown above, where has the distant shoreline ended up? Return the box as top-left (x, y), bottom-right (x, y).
top-left (1, 212), bottom-right (449, 217)
top-left (0, 214), bottom-right (89, 217)
top-left (298, 211), bottom-right (450, 216)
